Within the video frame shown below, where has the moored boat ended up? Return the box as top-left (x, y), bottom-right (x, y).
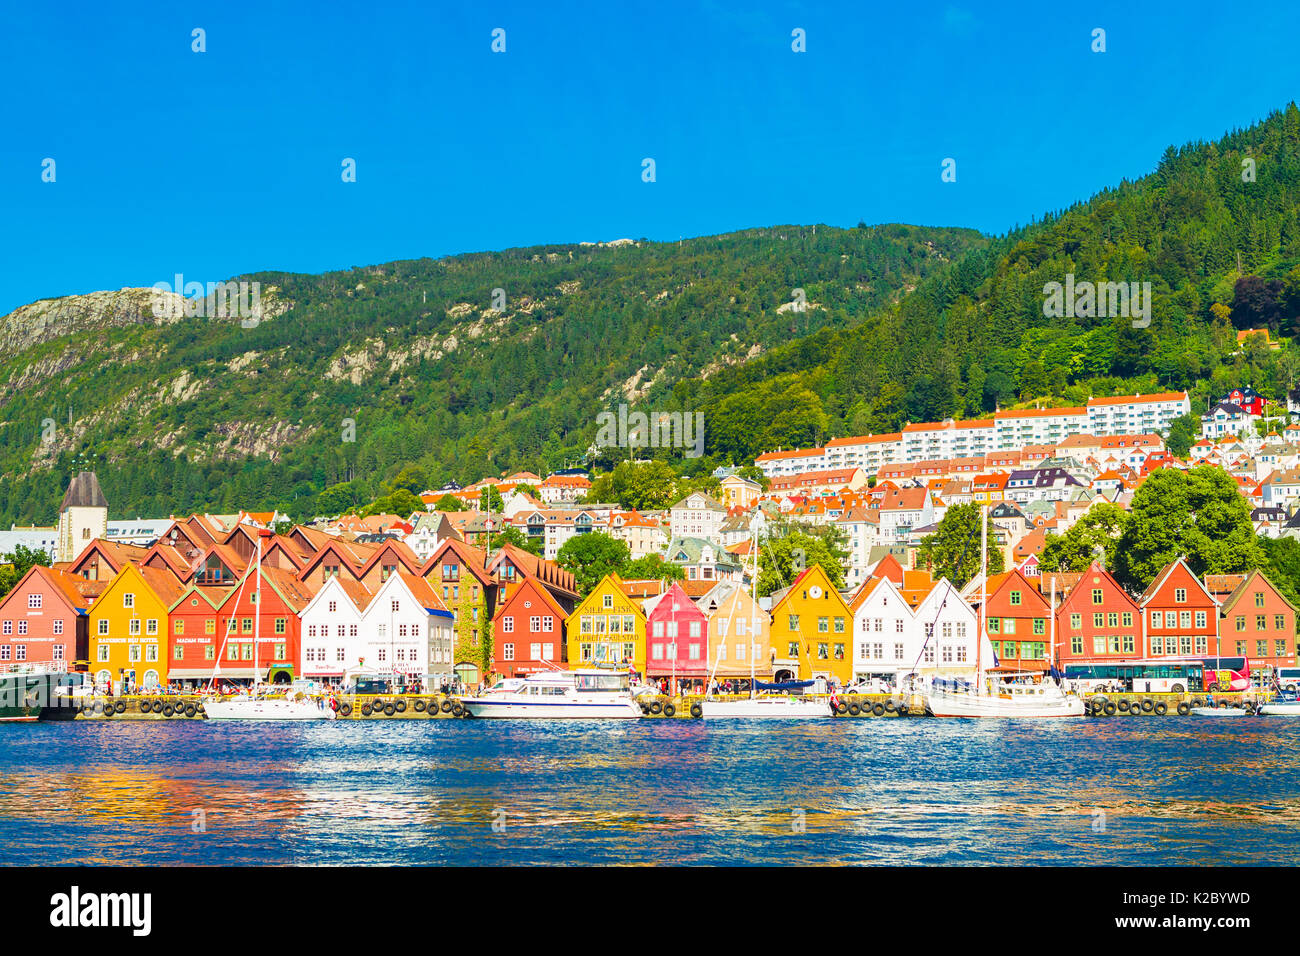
top-left (0, 666), bottom-right (89, 722)
top-left (926, 677), bottom-right (1087, 718)
top-left (460, 668), bottom-right (642, 719)
top-left (204, 693), bottom-right (336, 721)
top-left (1190, 705), bottom-right (1249, 716)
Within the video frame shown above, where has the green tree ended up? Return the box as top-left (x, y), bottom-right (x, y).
top-left (587, 461), bottom-right (680, 510)
top-left (915, 504), bottom-right (1004, 588)
top-left (621, 554), bottom-right (686, 583)
top-left (434, 494), bottom-right (465, 512)
top-left (1113, 466), bottom-right (1264, 589)
top-left (491, 524), bottom-right (542, 556)
top-left (0, 545), bottom-right (52, 599)
top-left (1039, 502), bottom-right (1128, 572)
top-left (755, 525), bottom-right (847, 597)
top-left (557, 532), bottom-right (631, 595)
top-left (1165, 413), bottom-right (1199, 458)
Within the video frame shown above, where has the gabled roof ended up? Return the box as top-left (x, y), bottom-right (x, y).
top-left (1137, 557), bottom-right (1218, 607)
top-left (1219, 568), bottom-right (1299, 616)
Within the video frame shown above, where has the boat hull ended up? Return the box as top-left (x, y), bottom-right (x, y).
top-left (1259, 701), bottom-right (1300, 716)
top-left (0, 672), bottom-right (85, 723)
top-left (1190, 706), bottom-right (1247, 717)
top-left (203, 698), bottom-right (337, 721)
top-left (700, 698), bottom-right (832, 718)
top-left (926, 692), bottom-right (1086, 718)
top-left (460, 698), bottom-right (642, 719)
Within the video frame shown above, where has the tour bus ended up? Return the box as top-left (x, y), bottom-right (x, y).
top-left (1063, 660), bottom-right (1203, 694)
top-left (1180, 656), bottom-right (1251, 692)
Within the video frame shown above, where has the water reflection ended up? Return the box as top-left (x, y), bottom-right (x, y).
top-left (1, 718), bottom-right (1299, 865)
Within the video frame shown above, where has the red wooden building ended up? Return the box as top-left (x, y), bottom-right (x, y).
top-left (0, 566), bottom-right (93, 670)
top-left (1055, 562), bottom-right (1142, 663)
top-left (1139, 558), bottom-right (1219, 658)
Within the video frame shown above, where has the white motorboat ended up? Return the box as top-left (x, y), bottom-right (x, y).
top-left (1190, 705), bottom-right (1249, 717)
top-left (1259, 698), bottom-right (1300, 716)
top-left (204, 693), bottom-right (336, 721)
top-left (459, 669), bottom-right (643, 719)
top-left (700, 694), bottom-right (832, 718)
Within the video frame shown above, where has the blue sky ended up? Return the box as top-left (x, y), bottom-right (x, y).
top-left (2, 0), bottom-right (1299, 316)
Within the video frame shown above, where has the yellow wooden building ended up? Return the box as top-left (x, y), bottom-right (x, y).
top-left (88, 564), bottom-right (186, 692)
top-left (566, 573), bottom-right (647, 676)
top-left (768, 564), bottom-right (854, 685)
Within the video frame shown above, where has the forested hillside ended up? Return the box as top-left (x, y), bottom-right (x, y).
top-left (0, 224), bottom-right (980, 524)
top-left (672, 104), bottom-right (1300, 464)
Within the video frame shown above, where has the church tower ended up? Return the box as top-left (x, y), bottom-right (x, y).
top-left (57, 471), bottom-right (108, 563)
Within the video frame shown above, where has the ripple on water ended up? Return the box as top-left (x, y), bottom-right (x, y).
top-left (1, 718), bottom-right (1297, 865)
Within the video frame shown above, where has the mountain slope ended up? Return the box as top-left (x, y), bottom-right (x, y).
top-left (0, 224), bottom-right (984, 524)
top-left (673, 103), bottom-right (1300, 462)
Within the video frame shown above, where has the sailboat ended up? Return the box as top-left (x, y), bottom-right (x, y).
top-left (204, 529), bottom-right (335, 721)
top-left (700, 513), bottom-right (832, 719)
top-left (924, 506), bottom-right (1085, 718)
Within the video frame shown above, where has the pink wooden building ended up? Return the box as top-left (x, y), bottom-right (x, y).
top-left (643, 581), bottom-right (710, 694)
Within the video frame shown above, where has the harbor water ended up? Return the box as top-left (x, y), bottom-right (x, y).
top-left (2, 718), bottom-right (1297, 865)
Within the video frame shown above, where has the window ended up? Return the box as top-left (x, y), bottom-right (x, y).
top-left (53, 620), bottom-right (63, 635)
top-left (1093, 613), bottom-right (1104, 628)
top-left (145, 645), bottom-right (158, 662)
top-left (97, 619), bottom-right (109, 636)
top-left (27, 594), bottom-right (41, 609)
top-left (1277, 614), bottom-right (1287, 631)
top-left (129, 645), bottom-right (141, 662)
top-left (1195, 611), bottom-right (1207, 628)
top-left (1091, 589), bottom-right (1103, 605)
top-left (146, 619), bottom-right (158, 635)
top-left (503, 643), bottom-right (515, 661)
top-left (1256, 591), bottom-right (1266, 608)
top-left (787, 641), bottom-right (799, 658)
top-left (788, 614), bottom-right (799, 630)
top-left (123, 593), bottom-right (135, 609)
top-left (1010, 590), bottom-right (1021, 606)
top-left (205, 646), bottom-right (215, 660)
top-left (1071, 636), bottom-right (1083, 654)
top-left (818, 617), bottom-right (828, 633)
top-left (988, 617), bottom-right (1000, 633)
top-left (53, 644), bottom-right (64, 661)
top-left (129, 619), bottom-right (141, 635)
top-left (1070, 613), bottom-right (1081, 629)
top-left (502, 617), bottom-right (514, 633)
top-left (1175, 588), bottom-right (1186, 603)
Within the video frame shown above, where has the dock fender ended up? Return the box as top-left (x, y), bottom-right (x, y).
top-left (151, 699), bottom-right (164, 713)
top-left (440, 699), bottom-right (453, 713)
top-left (848, 703), bottom-right (861, 716)
top-left (884, 700), bottom-right (896, 713)
top-left (689, 702), bottom-right (703, 719)
top-left (1117, 699), bottom-right (1130, 713)
top-left (663, 702), bottom-right (677, 718)
top-left (138, 700), bottom-right (152, 713)
top-left (394, 699), bottom-right (407, 713)
top-left (872, 703), bottom-right (885, 716)
top-left (1103, 702), bottom-right (1117, 716)
top-left (91, 701), bottom-right (104, 715)
top-left (413, 699), bottom-right (426, 713)
top-left (649, 700), bottom-right (664, 715)
top-left (1154, 702), bottom-right (1168, 716)
top-left (1176, 702), bottom-right (1191, 716)
top-left (834, 701), bottom-right (848, 715)
top-left (383, 703), bottom-right (396, 717)
top-left (1140, 699), bottom-right (1154, 713)
top-left (897, 703), bottom-right (909, 716)
top-left (360, 703), bottom-right (373, 717)
top-left (184, 704), bottom-right (197, 718)
top-left (339, 703), bottom-right (352, 717)
top-left (162, 704), bottom-right (175, 717)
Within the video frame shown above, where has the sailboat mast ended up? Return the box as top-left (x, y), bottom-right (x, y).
top-left (254, 532), bottom-right (262, 692)
top-left (976, 504), bottom-right (986, 688)
top-left (1049, 575), bottom-right (1057, 678)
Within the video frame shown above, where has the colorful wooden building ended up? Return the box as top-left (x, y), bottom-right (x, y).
top-left (982, 567), bottom-right (1052, 672)
top-left (566, 573), bottom-right (647, 676)
top-left (1217, 569), bottom-right (1298, 672)
top-left (768, 565), bottom-right (853, 685)
top-left (88, 564), bottom-right (186, 692)
top-left (1056, 562), bottom-right (1142, 663)
top-left (1139, 558), bottom-right (1219, 659)
top-left (0, 565), bottom-right (92, 672)
top-left (643, 581), bottom-right (710, 693)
